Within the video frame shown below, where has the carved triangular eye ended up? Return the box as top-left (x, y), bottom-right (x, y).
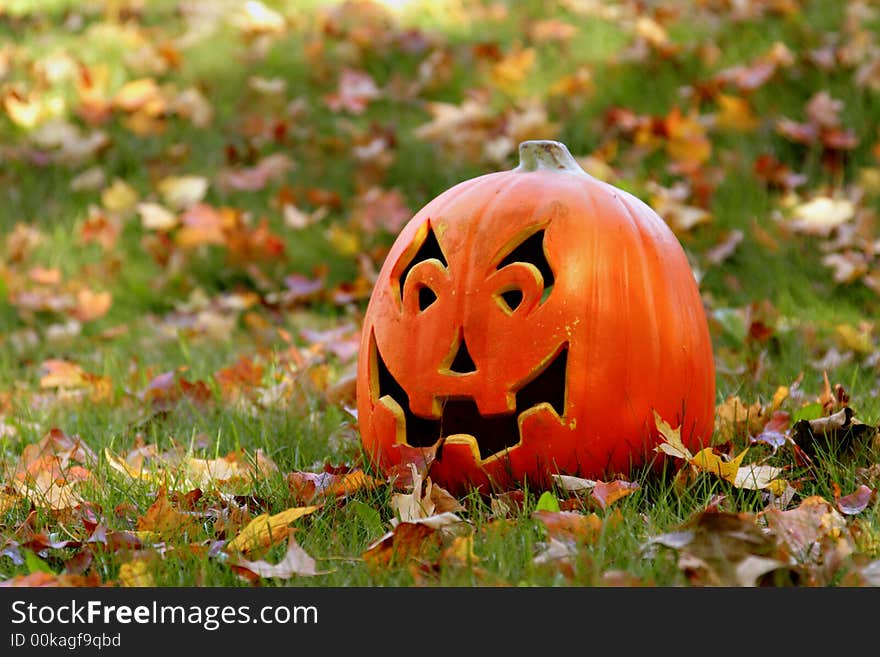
top-left (398, 223), bottom-right (447, 301)
top-left (495, 229), bottom-right (555, 309)
top-left (496, 229), bottom-right (554, 287)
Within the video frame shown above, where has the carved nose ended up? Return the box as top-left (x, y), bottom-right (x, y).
top-left (448, 337), bottom-right (477, 374)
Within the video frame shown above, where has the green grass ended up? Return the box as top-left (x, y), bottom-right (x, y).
top-left (2, 0), bottom-right (880, 587)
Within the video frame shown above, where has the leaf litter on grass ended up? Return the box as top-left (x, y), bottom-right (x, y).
top-left (3, 0), bottom-right (880, 587)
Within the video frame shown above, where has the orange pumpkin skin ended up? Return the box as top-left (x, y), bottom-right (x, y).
top-left (356, 141), bottom-right (715, 495)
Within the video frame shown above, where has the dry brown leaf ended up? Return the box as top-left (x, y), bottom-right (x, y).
top-left (362, 522), bottom-right (441, 571)
top-left (715, 395), bottom-right (766, 441)
top-left (762, 495), bottom-right (852, 565)
top-left (12, 470), bottom-right (84, 511)
top-left (390, 464), bottom-right (434, 523)
top-left (287, 470), bottom-right (382, 505)
top-left (72, 288), bottom-right (112, 322)
top-left (136, 486), bottom-right (198, 536)
top-left (533, 510), bottom-right (604, 544)
top-left (643, 508), bottom-right (789, 586)
top-left (590, 480), bottom-right (639, 509)
top-left (0, 572), bottom-right (103, 587)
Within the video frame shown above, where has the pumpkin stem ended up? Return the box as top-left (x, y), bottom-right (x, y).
top-left (516, 140), bottom-right (584, 174)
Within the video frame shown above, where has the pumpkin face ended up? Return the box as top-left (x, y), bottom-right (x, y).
top-left (356, 140), bottom-right (715, 494)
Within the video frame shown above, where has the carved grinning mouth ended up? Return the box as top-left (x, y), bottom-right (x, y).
top-left (372, 335), bottom-right (567, 460)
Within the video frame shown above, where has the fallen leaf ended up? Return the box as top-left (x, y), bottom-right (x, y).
top-left (230, 530), bottom-right (329, 580)
top-left (664, 108), bottom-right (711, 170)
top-left (733, 464), bottom-right (786, 493)
top-left (137, 202), bottom-right (178, 231)
top-left (788, 196), bottom-right (854, 236)
top-left (157, 175), bottom-right (209, 210)
top-left (174, 203), bottom-right (227, 248)
top-left (226, 505), bottom-right (319, 553)
top-left (0, 572), bottom-right (103, 587)
top-left (101, 178), bottom-right (139, 213)
top-left (287, 470), bottom-right (382, 504)
top-left (362, 522), bottom-right (441, 570)
top-left (836, 485), bottom-right (874, 515)
top-left (715, 395), bottom-right (765, 441)
top-left (324, 68), bottom-right (381, 114)
top-left (533, 510), bottom-right (604, 544)
top-left (590, 480), bottom-right (639, 509)
top-left (552, 474), bottom-right (597, 493)
top-left (653, 410), bottom-right (693, 460)
top-left (715, 94), bottom-right (760, 132)
top-left (72, 288), bottom-right (112, 322)
top-left (118, 559), bottom-right (155, 587)
top-left (136, 486), bottom-right (198, 536)
top-left (762, 496), bottom-right (854, 582)
top-left (104, 448), bottom-right (155, 482)
top-left (643, 508), bottom-right (788, 586)
top-left (12, 472), bottom-right (84, 511)
top-left (390, 464), bottom-right (434, 523)
top-left (691, 447), bottom-right (749, 484)
top-left (0, 492), bottom-right (20, 513)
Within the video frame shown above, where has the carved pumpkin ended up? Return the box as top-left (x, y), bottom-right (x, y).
top-left (356, 140), bottom-right (715, 494)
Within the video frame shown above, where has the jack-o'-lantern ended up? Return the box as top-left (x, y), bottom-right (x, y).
top-left (356, 140), bottom-right (715, 494)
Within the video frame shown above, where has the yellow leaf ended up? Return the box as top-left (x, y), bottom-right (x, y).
top-left (326, 224), bottom-right (360, 257)
top-left (771, 386), bottom-right (789, 411)
top-left (185, 454), bottom-right (251, 491)
top-left (227, 505), bottom-right (320, 553)
top-left (441, 535), bottom-right (479, 566)
top-left (859, 167), bottom-right (880, 196)
top-left (491, 47), bottom-right (536, 94)
top-left (119, 560), bottom-right (155, 587)
top-left (665, 108), bottom-right (711, 168)
top-left (767, 479), bottom-right (790, 497)
top-left (0, 492), bottom-right (21, 513)
top-left (691, 447), bottom-right (749, 484)
top-left (40, 359), bottom-right (87, 388)
top-left (134, 530), bottom-right (160, 544)
top-left (157, 175), bottom-right (209, 210)
top-left (113, 78), bottom-right (161, 113)
top-left (835, 323), bottom-right (873, 354)
top-left (716, 94), bottom-right (760, 132)
top-left (788, 196), bottom-right (854, 236)
top-left (137, 202), bottom-right (178, 231)
top-left (652, 410), bottom-right (693, 460)
top-left (104, 448), bottom-right (156, 482)
top-left (4, 91), bottom-right (42, 128)
top-left (101, 179), bottom-right (139, 213)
